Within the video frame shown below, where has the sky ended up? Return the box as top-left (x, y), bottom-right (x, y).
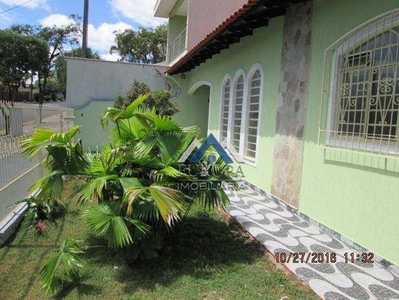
top-left (0, 0), bottom-right (166, 61)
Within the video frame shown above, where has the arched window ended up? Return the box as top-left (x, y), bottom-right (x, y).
top-left (232, 74), bottom-right (245, 152)
top-left (220, 66), bottom-right (262, 164)
top-left (320, 9), bottom-right (399, 156)
top-left (220, 77), bottom-right (231, 141)
top-left (245, 69), bottom-right (262, 160)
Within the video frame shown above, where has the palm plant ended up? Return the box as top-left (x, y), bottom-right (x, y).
top-left (22, 96), bottom-right (234, 248)
top-left (77, 97), bottom-right (199, 249)
top-left (22, 96), bottom-right (236, 294)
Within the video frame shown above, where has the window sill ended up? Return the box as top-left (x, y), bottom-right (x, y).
top-left (322, 134), bottom-right (399, 158)
top-left (242, 156), bottom-right (258, 167)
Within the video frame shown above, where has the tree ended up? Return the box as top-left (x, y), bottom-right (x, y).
top-left (0, 30), bottom-right (24, 100)
top-left (0, 30), bottom-right (48, 101)
top-left (110, 24), bottom-right (167, 64)
top-left (114, 80), bottom-right (179, 116)
top-left (10, 16), bottom-right (82, 102)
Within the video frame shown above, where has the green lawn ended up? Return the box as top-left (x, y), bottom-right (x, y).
top-left (0, 184), bottom-right (318, 300)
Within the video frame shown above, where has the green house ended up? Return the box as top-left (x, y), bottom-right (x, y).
top-left (154, 0), bottom-right (399, 266)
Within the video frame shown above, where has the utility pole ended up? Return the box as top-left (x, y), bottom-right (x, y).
top-left (82, 0), bottom-right (89, 58)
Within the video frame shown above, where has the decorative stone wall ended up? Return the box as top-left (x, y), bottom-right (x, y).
top-left (271, 1), bottom-right (313, 208)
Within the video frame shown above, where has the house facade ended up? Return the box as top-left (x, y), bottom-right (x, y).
top-left (154, 0), bottom-right (399, 266)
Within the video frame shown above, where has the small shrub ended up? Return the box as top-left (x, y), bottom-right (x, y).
top-left (114, 80), bottom-right (179, 116)
top-left (22, 197), bottom-right (67, 227)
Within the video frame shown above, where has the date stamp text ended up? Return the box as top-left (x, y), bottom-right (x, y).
top-left (274, 252), bottom-right (374, 264)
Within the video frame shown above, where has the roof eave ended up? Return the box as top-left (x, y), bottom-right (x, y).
top-left (154, 0), bottom-right (179, 18)
top-left (166, 0), bottom-right (308, 75)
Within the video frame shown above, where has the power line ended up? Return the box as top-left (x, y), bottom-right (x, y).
top-left (0, 0), bottom-right (38, 15)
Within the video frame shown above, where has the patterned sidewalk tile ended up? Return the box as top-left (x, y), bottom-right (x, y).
top-left (225, 186), bottom-right (399, 300)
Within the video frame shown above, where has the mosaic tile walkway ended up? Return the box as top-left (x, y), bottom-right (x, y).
top-left (225, 185), bottom-right (399, 300)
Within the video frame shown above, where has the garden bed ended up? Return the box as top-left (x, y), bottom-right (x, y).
top-left (0, 181), bottom-right (318, 300)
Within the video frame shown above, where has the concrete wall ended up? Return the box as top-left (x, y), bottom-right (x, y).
top-left (65, 58), bottom-right (168, 149)
top-left (186, 0), bottom-right (247, 51)
top-left (66, 58), bottom-right (168, 109)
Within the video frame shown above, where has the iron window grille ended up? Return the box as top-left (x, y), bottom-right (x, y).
top-left (319, 8), bottom-right (399, 158)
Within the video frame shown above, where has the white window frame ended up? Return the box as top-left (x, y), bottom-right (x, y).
top-left (231, 69), bottom-right (246, 155)
top-left (243, 64), bottom-right (264, 165)
top-left (321, 9), bottom-right (399, 158)
top-left (219, 74), bottom-right (232, 142)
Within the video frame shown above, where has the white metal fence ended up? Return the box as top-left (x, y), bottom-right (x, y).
top-left (0, 102), bottom-right (75, 221)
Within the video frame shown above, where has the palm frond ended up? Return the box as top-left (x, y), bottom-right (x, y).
top-left (154, 165), bottom-right (188, 181)
top-left (121, 94), bottom-right (149, 118)
top-left (101, 94), bottom-right (149, 128)
top-left (48, 126), bottom-right (82, 144)
top-left (153, 114), bottom-right (182, 132)
top-left (82, 202), bottom-right (149, 248)
top-left (120, 178), bottom-right (163, 224)
top-left (20, 128), bottom-right (54, 158)
top-left (87, 145), bottom-right (122, 176)
top-left (148, 184), bottom-right (186, 226)
top-left (132, 135), bottom-right (157, 158)
top-left (110, 118), bottom-right (146, 143)
top-left (120, 177), bottom-right (148, 215)
top-left (133, 111), bottom-right (156, 132)
top-left (78, 174), bottom-right (119, 203)
top-left (190, 187), bottom-right (230, 210)
top-left (21, 126), bottom-right (82, 158)
top-left (156, 131), bottom-right (197, 166)
top-left (38, 238), bottom-right (85, 294)
top-left (100, 106), bottom-right (123, 128)
top-left (29, 170), bottom-right (64, 202)
top-left (45, 144), bottom-right (86, 174)
top-left (183, 125), bottom-right (201, 135)
top-left (21, 126), bottom-right (86, 175)
top-left (130, 200), bottom-right (161, 223)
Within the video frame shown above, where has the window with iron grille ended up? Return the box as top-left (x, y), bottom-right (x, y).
top-left (319, 9), bottom-right (399, 157)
